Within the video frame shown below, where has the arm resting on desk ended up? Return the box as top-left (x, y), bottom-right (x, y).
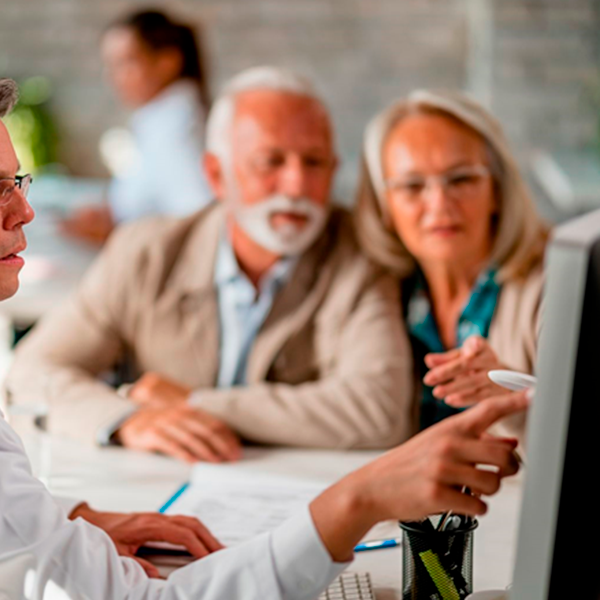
top-left (0, 415), bottom-right (347, 600)
top-left (190, 272), bottom-right (414, 449)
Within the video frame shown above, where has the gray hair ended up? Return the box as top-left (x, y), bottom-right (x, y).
top-left (205, 66), bottom-right (329, 163)
top-left (355, 89), bottom-right (549, 282)
top-left (0, 79), bottom-right (18, 118)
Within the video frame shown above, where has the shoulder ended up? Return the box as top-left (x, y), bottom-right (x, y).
top-left (490, 256), bottom-right (545, 371)
top-left (133, 82), bottom-right (203, 141)
top-left (98, 203), bottom-right (220, 281)
top-left (497, 256), bottom-right (545, 314)
top-left (323, 205), bottom-right (370, 270)
top-left (316, 205), bottom-right (398, 305)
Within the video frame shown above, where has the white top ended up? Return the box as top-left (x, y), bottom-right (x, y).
top-left (108, 80), bottom-right (213, 223)
top-left (0, 413), bottom-right (348, 599)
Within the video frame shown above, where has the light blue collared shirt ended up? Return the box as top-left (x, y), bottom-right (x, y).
top-left (214, 235), bottom-right (297, 388)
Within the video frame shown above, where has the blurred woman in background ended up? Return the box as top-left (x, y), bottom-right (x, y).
top-left (63, 9), bottom-right (213, 244)
top-left (355, 90), bottom-right (548, 442)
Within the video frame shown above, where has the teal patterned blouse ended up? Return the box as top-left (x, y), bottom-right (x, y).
top-left (404, 267), bottom-right (502, 431)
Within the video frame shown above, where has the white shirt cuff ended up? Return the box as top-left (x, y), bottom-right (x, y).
top-left (271, 506), bottom-right (351, 600)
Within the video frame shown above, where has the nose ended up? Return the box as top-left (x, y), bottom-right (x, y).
top-left (3, 189), bottom-right (35, 231)
top-left (423, 179), bottom-right (452, 212)
top-left (278, 155), bottom-right (308, 199)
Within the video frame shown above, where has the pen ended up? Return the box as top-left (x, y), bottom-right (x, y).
top-left (354, 538), bottom-right (402, 552)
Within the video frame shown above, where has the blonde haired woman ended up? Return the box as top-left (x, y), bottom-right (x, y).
top-left (355, 90), bottom-right (548, 437)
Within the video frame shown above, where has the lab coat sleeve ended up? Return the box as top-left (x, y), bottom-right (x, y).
top-left (0, 416), bottom-right (349, 600)
top-left (53, 496), bottom-right (84, 518)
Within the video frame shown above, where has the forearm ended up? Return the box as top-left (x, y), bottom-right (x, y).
top-left (191, 371), bottom-right (412, 449)
top-left (309, 475), bottom-right (377, 563)
top-left (6, 296), bottom-right (131, 444)
top-left (8, 358), bottom-right (135, 444)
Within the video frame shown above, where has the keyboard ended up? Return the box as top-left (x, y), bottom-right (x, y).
top-left (318, 572), bottom-right (374, 600)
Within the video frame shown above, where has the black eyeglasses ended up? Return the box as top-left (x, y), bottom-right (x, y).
top-left (0, 174), bottom-right (33, 206)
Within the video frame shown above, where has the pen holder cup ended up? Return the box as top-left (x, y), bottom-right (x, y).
top-left (399, 519), bottom-right (478, 600)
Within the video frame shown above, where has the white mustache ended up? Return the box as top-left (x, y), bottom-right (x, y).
top-left (229, 194), bottom-right (329, 256)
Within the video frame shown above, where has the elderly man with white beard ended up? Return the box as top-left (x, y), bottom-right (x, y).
top-left (6, 67), bottom-right (414, 462)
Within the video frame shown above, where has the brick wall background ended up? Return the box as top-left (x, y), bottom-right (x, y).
top-left (0, 0), bottom-right (598, 200)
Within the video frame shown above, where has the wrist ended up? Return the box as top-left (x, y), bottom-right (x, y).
top-left (310, 473), bottom-right (378, 563)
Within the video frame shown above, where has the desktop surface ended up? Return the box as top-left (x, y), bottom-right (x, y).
top-left (13, 424), bottom-right (523, 599)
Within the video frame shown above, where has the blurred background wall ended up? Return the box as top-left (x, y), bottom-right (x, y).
top-left (0, 0), bottom-right (599, 199)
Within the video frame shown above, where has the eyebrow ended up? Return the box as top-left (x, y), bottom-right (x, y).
top-left (394, 161), bottom-right (486, 177)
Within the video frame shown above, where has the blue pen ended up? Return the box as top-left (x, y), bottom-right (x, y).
top-left (354, 538), bottom-right (402, 552)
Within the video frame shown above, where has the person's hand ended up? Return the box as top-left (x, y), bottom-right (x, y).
top-left (116, 404), bottom-right (242, 463)
top-left (311, 391), bottom-right (527, 562)
top-left (129, 372), bottom-right (192, 407)
top-left (69, 503), bottom-right (223, 578)
top-left (423, 335), bottom-right (508, 407)
top-left (60, 205), bottom-right (115, 245)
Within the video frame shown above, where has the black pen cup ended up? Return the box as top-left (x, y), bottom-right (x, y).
top-left (399, 518), bottom-right (478, 600)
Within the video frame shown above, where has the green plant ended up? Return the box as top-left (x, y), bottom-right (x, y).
top-left (4, 76), bottom-right (58, 174)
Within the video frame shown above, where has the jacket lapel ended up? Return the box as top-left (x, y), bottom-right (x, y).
top-left (169, 205), bottom-right (224, 386)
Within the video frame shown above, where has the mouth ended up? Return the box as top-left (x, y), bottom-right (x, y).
top-left (427, 225), bottom-right (462, 237)
top-left (270, 212), bottom-right (309, 230)
top-left (0, 244), bottom-right (27, 265)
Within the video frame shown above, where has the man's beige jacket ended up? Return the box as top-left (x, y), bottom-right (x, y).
top-left (6, 204), bottom-right (414, 449)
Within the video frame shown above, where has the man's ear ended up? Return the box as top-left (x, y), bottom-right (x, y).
top-left (203, 152), bottom-right (226, 202)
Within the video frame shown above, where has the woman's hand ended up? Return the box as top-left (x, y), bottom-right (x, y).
top-left (423, 335), bottom-right (508, 407)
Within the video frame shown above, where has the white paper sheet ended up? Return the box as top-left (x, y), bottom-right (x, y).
top-left (163, 461), bottom-right (397, 546)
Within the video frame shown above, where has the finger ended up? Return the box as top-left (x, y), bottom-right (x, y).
top-left (161, 422), bottom-right (223, 463)
top-left (446, 384), bottom-right (508, 407)
top-left (142, 524), bottom-right (211, 559)
top-left (169, 515), bottom-right (224, 551)
top-left (433, 372), bottom-right (489, 400)
top-left (426, 484), bottom-right (489, 517)
top-left (150, 431), bottom-right (198, 463)
top-left (437, 463), bottom-right (503, 496)
top-left (480, 433), bottom-right (519, 445)
top-left (424, 348), bottom-right (462, 368)
top-left (445, 385), bottom-right (492, 407)
top-left (185, 416), bottom-right (241, 461)
top-left (453, 392), bottom-right (530, 436)
top-left (423, 355), bottom-right (467, 386)
top-left (461, 336), bottom-right (487, 358)
top-left (425, 351), bottom-right (498, 387)
top-left (132, 555), bottom-right (161, 579)
top-left (452, 438), bottom-right (521, 477)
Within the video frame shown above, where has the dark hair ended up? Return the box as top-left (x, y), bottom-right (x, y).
top-left (109, 9), bottom-right (210, 109)
top-left (0, 79), bottom-right (18, 118)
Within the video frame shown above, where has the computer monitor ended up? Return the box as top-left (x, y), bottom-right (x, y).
top-left (511, 208), bottom-right (600, 599)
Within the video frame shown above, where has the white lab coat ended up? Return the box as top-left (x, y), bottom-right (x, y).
top-left (108, 80), bottom-right (213, 223)
top-left (0, 414), bottom-right (347, 599)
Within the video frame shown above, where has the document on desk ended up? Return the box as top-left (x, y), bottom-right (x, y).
top-left (161, 461), bottom-right (397, 547)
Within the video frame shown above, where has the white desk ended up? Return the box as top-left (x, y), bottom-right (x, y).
top-left (17, 428), bottom-right (522, 599)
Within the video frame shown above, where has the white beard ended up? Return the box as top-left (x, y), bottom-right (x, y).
top-left (227, 194), bottom-right (329, 256)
